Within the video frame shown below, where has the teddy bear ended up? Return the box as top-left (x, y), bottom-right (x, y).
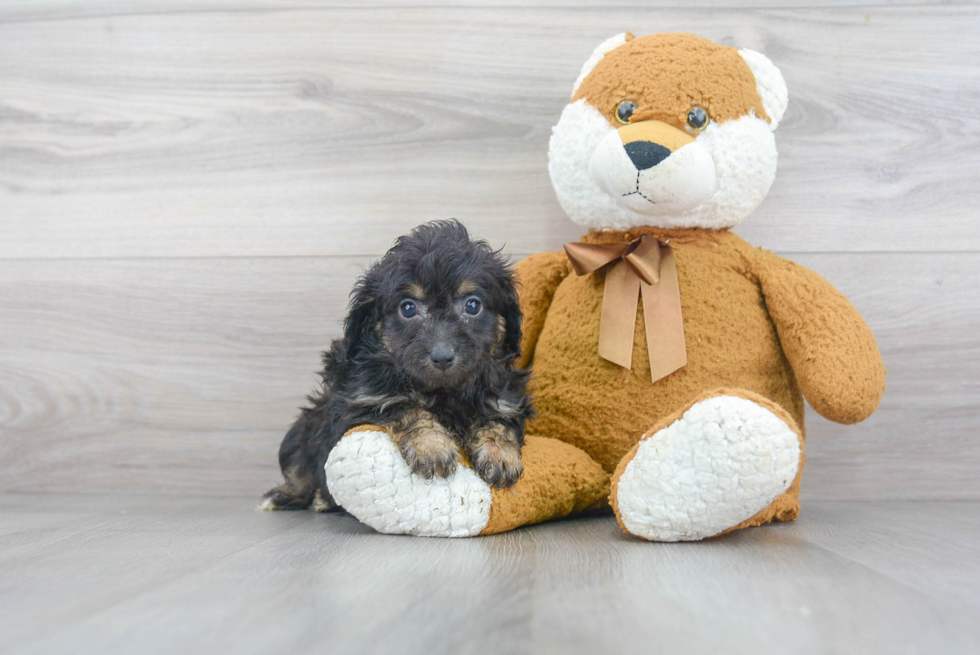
top-left (323, 32), bottom-right (886, 541)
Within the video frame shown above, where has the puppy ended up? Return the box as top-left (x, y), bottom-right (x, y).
top-left (262, 220), bottom-right (533, 512)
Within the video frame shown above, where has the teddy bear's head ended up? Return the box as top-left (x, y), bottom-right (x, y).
top-left (548, 32), bottom-right (788, 231)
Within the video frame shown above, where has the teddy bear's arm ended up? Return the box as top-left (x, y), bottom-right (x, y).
top-left (752, 250), bottom-right (886, 424)
top-left (513, 251), bottom-right (571, 369)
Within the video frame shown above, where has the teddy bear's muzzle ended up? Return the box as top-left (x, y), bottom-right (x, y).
top-left (589, 120), bottom-right (717, 216)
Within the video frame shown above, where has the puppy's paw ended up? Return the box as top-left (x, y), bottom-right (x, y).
top-left (393, 410), bottom-right (461, 480)
top-left (467, 423), bottom-right (524, 489)
top-left (401, 433), bottom-right (461, 480)
top-left (472, 446), bottom-right (524, 489)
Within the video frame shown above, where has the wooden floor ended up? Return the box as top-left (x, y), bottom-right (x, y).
top-left (1, 495), bottom-right (978, 654)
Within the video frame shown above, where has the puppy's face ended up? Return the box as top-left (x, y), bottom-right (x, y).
top-left (380, 278), bottom-right (503, 390)
top-left (345, 220), bottom-right (521, 392)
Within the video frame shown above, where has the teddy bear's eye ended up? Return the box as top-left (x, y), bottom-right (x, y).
top-left (615, 100), bottom-right (637, 124)
top-left (686, 106), bottom-right (709, 132)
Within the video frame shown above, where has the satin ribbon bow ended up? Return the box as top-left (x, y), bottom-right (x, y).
top-left (564, 235), bottom-right (687, 383)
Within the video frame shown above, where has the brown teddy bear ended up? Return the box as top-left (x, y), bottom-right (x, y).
top-left (323, 32), bottom-right (886, 541)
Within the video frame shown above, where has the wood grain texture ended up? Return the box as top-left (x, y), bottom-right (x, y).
top-left (1, 6), bottom-right (979, 258)
top-left (1, 5), bottom-right (977, 502)
top-left (1, 495), bottom-right (978, 654)
top-left (2, 0), bottom-right (969, 24)
top-left (1, 252), bottom-right (977, 499)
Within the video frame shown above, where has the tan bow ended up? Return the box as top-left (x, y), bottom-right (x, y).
top-left (564, 235), bottom-right (687, 383)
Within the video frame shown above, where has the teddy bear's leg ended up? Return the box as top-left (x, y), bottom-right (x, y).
top-left (610, 389), bottom-right (803, 542)
top-left (325, 426), bottom-right (610, 537)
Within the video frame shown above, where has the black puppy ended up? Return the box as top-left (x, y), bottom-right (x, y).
top-left (262, 220), bottom-right (533, 512)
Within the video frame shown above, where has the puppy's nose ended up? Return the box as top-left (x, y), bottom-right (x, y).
top-left (624, 141), bottom-right (671, 171)
top-left (429, 345), bottom-right (456, 371)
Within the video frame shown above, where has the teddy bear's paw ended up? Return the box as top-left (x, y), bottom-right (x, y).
top-left (614, 395), bottom-right (801, 541)
top-left (325, 429), bottom-right (492, 537)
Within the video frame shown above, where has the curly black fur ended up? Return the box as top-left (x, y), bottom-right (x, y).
top-left (263, 220), bottom-right (533, 511)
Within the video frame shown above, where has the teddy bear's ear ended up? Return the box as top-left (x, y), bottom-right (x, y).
top-left (738, 49), bottom-right (789, 131)
top-left (571, 32), bottom-right (632, 97)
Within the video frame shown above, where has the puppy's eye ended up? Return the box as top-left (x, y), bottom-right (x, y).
top-left (686, 106), bottom-right (709, 132)
top-left (399, 300), bottom-right (418, 319)
top-left (615, 100), bottom-right (636, 124)
top-left (463, 297), bottom-right (482, 316)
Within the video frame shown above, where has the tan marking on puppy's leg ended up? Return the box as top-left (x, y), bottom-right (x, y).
top-left (457, 279), bottom-right (478, 295)
top-left (391, 409), bottom-right (461, 479)
top-left (465, 423), bottom-right (524, 489)
top-left (312, 489), bottom-right (332, 513)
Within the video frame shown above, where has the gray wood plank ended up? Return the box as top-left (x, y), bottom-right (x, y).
top-left (1, 495), bottom-right (977, 654)
top-left (528, 513), bottom-right (980, 655)
top-left (0, 253), bottom-right (977, 500)
top-left (785, 501), bottom-right (980, 610)
top-left (0, 495), bottom-right (315, 652)
top-left (1, 6), bottom-right (978, 258)
top-left (1, 0), bottom-right (968, 25)
top-left (792, 252), bottom-right (980, 501)
top-left (0, 256), bottom-right (362, 496)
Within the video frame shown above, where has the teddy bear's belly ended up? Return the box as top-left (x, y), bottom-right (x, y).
top-left (527, 261), bottom-right (804, 473)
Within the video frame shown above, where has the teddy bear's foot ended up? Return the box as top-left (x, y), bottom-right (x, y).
top-left (325, 426), bottom-right (493, 537)
top-left (611, 390), bottom-right (802, 542)
top-left (325, 427), bottom-right (611, 537)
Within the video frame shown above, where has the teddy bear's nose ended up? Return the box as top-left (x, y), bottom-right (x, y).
top-left (624, 141), bottom-right (672, 170)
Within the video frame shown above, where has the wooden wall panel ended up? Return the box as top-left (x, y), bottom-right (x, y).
top-left (1, 1), bottom-right (968, 24)
top-left (1, 253), bottom-right (976, 499)
top-left (1, 6), bottom-right (978, 258)
top-left (1, 4), bottom-right (978, 500)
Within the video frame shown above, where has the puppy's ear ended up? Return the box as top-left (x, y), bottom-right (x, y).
top-left (343, 275), bottom-right (381, 360)
top-left (497, 277), bottom-right (523, 363)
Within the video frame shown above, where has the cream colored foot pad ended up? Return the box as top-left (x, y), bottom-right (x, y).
top-left (325, 430), bottom-right (491, 537)
top-left (616, 396), bottom-right (800, 541)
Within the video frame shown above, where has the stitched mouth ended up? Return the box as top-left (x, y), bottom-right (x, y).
top-left (621, 172), bottom-right (657, 205)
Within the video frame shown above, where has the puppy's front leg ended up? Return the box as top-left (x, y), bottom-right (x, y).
top-left (391, 410), bottom-right (461, 479)
top-left (465, 423), bottom-right (524, 489)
